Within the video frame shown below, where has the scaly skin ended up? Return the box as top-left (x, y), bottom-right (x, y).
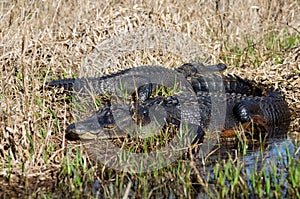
top-left (47, 65), bottom-right (204, 141)
top-left (46, 63), bottom-right (291, 141)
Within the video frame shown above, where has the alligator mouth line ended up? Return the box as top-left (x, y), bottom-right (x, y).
top-left (65, 124), bottom-right (124, 140)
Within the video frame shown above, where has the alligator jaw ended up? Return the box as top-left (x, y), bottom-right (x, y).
top-left (65, 122), bottom-right (100, 140)
top-left (65, 109), bottom-right (111, 140)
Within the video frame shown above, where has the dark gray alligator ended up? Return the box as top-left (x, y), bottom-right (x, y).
top-left (46, 63), bottom-right (291, 142)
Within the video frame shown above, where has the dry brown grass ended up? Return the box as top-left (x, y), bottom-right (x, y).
top-left (0, 0), bottom-right (299, 197)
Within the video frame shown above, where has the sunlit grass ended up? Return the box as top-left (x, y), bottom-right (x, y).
top-left (221, 31), bottom-right (300, 67)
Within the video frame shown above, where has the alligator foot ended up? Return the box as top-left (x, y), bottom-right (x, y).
top-left (220, 114), bottom-right (268, 139)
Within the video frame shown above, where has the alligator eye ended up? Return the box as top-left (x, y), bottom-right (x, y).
top-left (143, 109), bottom-right (149, 116)
top-left (105, 111), bottom-right (111, 116)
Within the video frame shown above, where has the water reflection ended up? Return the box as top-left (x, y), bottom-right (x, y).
top-left (196, 121), bottom-right (300, 198)
top-left (244, 136), bottom-right (297, 197)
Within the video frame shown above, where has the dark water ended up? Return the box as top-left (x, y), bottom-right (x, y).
top-left (243, 137), bottom-right (296, 197)
top-left (195, 134), bottom-right (299, 198)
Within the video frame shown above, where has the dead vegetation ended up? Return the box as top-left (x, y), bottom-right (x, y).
top-left (0, 0), bottom-right (299, 197)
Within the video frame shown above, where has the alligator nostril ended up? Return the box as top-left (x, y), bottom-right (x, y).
top-left (66, 123), bottom-right (76, 133)
top-left (165, 96), bottom-right (179, 106)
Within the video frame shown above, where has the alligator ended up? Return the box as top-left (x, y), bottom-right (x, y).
top-left (46, 63), bottom-right (291, 142)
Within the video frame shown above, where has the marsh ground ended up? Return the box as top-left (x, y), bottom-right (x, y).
top-left (0, 0), bottom-right (299, 198)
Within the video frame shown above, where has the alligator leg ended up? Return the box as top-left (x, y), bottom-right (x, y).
top-left (220, 100), bottom-right (268, 138)
top-left (220, 115), bottom-right (267, 138)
